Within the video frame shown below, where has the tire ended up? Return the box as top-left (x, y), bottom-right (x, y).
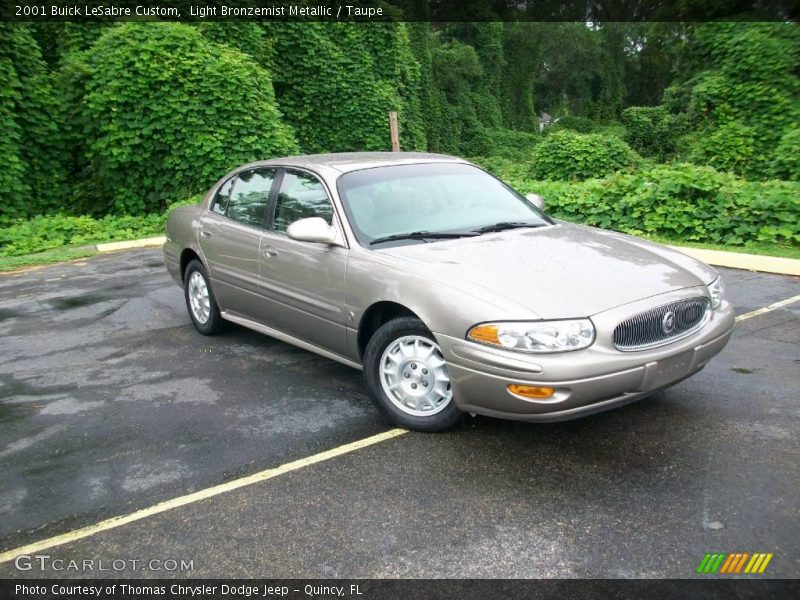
top-left (363, 317), bottom-right (463, 432)
top-left (184, 259), bottom-right (224, 335)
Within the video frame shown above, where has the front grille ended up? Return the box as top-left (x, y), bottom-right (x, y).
top-left (613, 297), bottom-right (710, 351)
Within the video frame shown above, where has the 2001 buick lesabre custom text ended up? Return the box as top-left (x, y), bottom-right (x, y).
top-left (164, 153), bottom-right (734, 431)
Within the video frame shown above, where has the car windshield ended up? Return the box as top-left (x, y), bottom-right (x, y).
top-left (337, 162), bottom-right (552, 247)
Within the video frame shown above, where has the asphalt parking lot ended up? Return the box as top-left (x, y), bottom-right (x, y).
top-left (0, 248), bottom-right (798, 578)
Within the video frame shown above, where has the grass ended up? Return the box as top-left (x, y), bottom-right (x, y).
top-left (1, 233), bottom-right (797, 274)
top-left (0, 246), bottom-right (98, 272)
top-left (643, 236), bottom-right (800, 260)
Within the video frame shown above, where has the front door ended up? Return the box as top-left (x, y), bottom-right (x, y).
top-left (257, 169), bottom-right (349, 357)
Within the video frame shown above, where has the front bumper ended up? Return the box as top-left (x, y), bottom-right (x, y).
top-left (435, 293), bottom-right (735, 422)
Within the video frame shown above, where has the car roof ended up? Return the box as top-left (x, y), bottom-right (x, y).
top-left (253, 152), bottom-right (468, 173)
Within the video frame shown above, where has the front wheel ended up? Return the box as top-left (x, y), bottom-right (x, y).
top-left (363, 317), bottom-right (463, 432)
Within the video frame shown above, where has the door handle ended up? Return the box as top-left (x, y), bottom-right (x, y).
top-left (200, 229), bottom-right (212, 238)
top-left (261, 245), bottom-right (278, 259)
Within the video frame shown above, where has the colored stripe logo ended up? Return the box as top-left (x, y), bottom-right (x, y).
top-left (697, 552), bottom-right (773, 574)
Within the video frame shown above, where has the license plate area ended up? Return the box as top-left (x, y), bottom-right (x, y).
top-left (650, 350), bottom-right (694, 389)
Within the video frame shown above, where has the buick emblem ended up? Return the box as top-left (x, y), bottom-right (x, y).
top-left (662, 311), bottom-right (677, 335)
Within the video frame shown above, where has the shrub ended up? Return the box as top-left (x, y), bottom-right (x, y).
top-left (528, 130), bottom-right (640, 181)
top-left (469, 155), bottom-right (531, 183)
top-left (0, 197), bottom-right (199, 257)
top-left (548, 115), bottom-right (597, 134)
top-left (515, 164), bottom-right (800, 247)
top-left (621, 106), bottom-right (683, 159)
top-left (769, 127), bottom-right (800, 182)
top-left (685, 119), bottom-right (761, 177)
top-left (60, 23), bottom-right (298, 215)
top-left (470, 128), bottom-right (539, 161)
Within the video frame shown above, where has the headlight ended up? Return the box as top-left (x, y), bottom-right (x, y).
top-left (707, 276), bottom-right (724, 309)
top-left (467, 319), bottom-right (595, 353)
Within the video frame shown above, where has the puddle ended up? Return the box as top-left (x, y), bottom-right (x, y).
top-left (0, 375), bottom-right (78, 402)
top-left (0, 401), bottom-right (30, 424)
top-left (0, 308), bottom-right (20, 321)
top-left (47, 293), bottom-right (114, 310)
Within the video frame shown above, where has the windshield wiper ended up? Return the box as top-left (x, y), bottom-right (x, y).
top-left (370, 230), bottom-right (480, 246)
top-left (471, 221), bottom-right (543, 234)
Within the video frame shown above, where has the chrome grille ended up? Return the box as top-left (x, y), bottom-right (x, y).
top-left (613, 297), bottom-right (710, 351)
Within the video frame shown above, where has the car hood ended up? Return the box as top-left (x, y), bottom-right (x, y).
top-left (377, 222), bottom-right (718, 319)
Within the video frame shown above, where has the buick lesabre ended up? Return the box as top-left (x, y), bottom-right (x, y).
top-left (164, 153), bottom-right (734, 431)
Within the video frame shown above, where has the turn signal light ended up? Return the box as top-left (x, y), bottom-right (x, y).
top-left (507, 384), bottom-right (555, 399)
top-left (468, 324), bottom-right (500, 345)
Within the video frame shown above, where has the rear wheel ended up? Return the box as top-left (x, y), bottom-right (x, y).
top-left (184, 259), bottom-right (224, 335)
top-left (364, 317), bottom-right (462, 432)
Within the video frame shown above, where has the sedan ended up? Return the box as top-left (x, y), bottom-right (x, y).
top-left (164, 153), bottom-right (734, 432)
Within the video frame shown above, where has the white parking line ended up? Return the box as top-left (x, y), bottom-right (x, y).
top-left (1, 294), bottom-right (798, 565)
top-left (0, 428), bottom-right (408, 564)
top-left (735, 293), bottom-right (800, 322)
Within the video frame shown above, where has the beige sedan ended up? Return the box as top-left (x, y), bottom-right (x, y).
top-left (164, 153), bottom-right (734, 431)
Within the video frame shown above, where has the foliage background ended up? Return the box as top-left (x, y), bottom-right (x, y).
top-left (0, 17), bottom-right (798, 257)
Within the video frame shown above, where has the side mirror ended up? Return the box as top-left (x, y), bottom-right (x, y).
top-left (286, 217), bottom-right (338, 244)
top-left (526, 193), bottom-right (545, 211)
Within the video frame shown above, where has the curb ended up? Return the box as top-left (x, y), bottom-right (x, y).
top-left (666, 245), bottom-right (800, 277)
top-left (95, 236), bottom-right (166, 253)
top-left (43, 235), bottom-right (800, 277)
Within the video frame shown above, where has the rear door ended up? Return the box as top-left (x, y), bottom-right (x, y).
top-left (257, 168), bottom-right (349, 356)
top-left (198, 168), bottom-right (277, 318)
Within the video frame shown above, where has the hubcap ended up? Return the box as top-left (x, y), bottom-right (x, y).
top-left (187, 271), bottom-right (211, 324)
top-left (379, 335), bottom-right (452, 417)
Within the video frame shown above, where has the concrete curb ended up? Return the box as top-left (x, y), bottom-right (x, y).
top-left (95, 236), bottom-right (166, 253)
top-left (91, 235), bottom-right (799, 276)
top-left (666, 245), bottom-right (800, 277)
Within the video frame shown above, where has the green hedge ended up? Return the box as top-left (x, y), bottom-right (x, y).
top-left (528, 130), bottom-right (640, 181)
top-left (509, 164), bottom-right (800, 247)
top-left (0, 198), bottom-right (199, 258)
top-left (60, 23), bottom-right (298, 216)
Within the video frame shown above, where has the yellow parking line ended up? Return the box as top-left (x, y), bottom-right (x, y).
top-left (735, 293), bottom-right (800, 322)
top-left (0, 428), bottom-right (408, 564)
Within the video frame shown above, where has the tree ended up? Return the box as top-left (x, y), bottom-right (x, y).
top-left (263, 22), bottom-right (425, 154)
top-left (60, 23), bottom-right (298, 215)
top-left (665, 22), bottom-right (800, 178)
top-left (0, 24), bottom-right (67, 221)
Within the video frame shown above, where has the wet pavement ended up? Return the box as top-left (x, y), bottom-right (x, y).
top-left (0, 249), bottom-right (798, 578)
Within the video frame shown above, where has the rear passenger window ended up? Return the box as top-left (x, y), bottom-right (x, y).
top-left (226, 168), bottom-right (276, 228)
top-left (211, 177), bottom-right (234, 215)
top-left (272, 170), bottom-right (333, 233)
